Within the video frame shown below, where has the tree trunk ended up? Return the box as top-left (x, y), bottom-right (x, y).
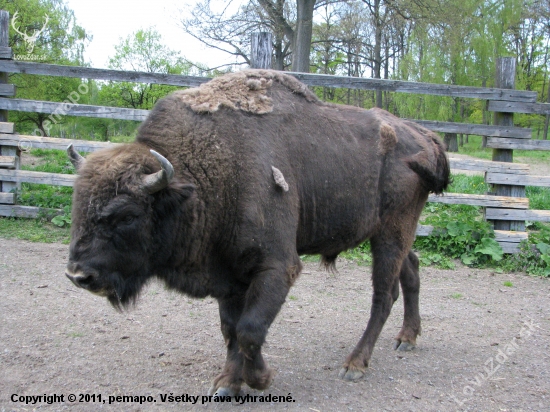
top-left (544, 79), bottom-right (550, 140)
top-left (291, 0), bottom-right (316, 73)
top-left (251, 32), bottom-right (273, 69)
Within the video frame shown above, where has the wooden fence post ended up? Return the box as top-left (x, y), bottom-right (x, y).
top-left (250, 32), bottom-right (272, 70)
top-left (491, 57), bottom-right (525, 231)
top-left (0, 9), bottom-right (19, 206)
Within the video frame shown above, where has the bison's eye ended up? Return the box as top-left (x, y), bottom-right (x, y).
top-left (119, 215), bottom-right (137, 225)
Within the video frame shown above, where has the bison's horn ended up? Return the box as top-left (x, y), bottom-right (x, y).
top-left (67, 144), bottom-right (85, 171)
top-left (142, 150), bottom-right (174, 194)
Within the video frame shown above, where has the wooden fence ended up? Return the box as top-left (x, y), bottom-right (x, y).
top-left (1, 11), bottom-right (550, 253)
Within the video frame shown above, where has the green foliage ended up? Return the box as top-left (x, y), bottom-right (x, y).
top-left (503, 226), bottom-right (550, 277)
top-left (5, 0), bottom-right (90, 136)
top-left (17, 183), bottom-right (72, 209)
top-left (18, 149), bottom-right (73, 210)
top-left (100, 28), bottom-right (194, 110)
top-left (341, 242), bottom-right (373, 266)
top-left (416, 203), bottom-right (503, 266)
top-left (5, 0), bottom-right (89, 60)
top-left (51, 206), bottom-right (71, 227)
top-left (418, 252), bottom-right (455, 269)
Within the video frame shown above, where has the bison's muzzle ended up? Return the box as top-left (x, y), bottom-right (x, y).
top-left (65, 267), bottom-right (111, 297)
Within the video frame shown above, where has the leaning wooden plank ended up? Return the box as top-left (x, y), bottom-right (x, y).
top-left (0, 192), bottom-right (15, 204)
top-left (0, 97), bottom-right (149, 121)
top-left (449, 158), bottom-right (529, 174)
top-left (488, 100), bottom-right (550, 115)
top-left (486, 172), bottom-right (550, 187)
top-left (0, 155), bottom-right (15, 168)
top-left (427, 193), bottom-right (529, 209)
top-left (416, 224), bottom-right (434, 236)
top-left (486, 137), bottom-right (550, 151)
top-left (498, 242), bottom-right (520, 254)
top-left (414, 120), bottom-right (531, 138)
top-left (0, 122), bottom-right (14, 133)
top-left (0, 204), bottom-right (61, 218)
top-left (493, 230), bottom-right (528, 242)
top-left (0, 46), bottom-right (12, 59)
top-left (0, 147), bottom-right (19, 192)
top-left (485, 208), bottom-right (550, 222)
top-left (0, 133), bottom-right (116, 152)
top-left (0, 60), bottom-right (539, 102)
top-left (0, 169), bottom-right (77, 186)
top-left (0, 83), bottom-right (15, 96)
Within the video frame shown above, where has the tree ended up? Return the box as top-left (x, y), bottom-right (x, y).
top-left (99, 28), bottom-right (194, 110)
top-left (3, 0), bottom-right (90, 136)
top-left (181, 0), bottom-right (340, 72)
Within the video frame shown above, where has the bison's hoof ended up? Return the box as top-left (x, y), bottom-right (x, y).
top-left (338, 367), bottom-right (365, 382)
top-left (207, 386), bottom-right (239, 398)
top-left (393, 340), bottom-right (416, 351)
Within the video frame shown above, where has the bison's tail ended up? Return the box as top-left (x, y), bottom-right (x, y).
top-left (407, 136), bottom-right (450, 195)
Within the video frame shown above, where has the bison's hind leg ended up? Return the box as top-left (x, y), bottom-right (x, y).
top-left (393, 250), bottom-right (421, 352)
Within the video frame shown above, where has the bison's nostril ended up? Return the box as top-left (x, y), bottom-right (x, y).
top-left (66, 271), bottom-right (94, 289)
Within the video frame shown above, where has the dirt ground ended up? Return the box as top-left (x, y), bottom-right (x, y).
top-left (1, 238), bottom-right (549, 412)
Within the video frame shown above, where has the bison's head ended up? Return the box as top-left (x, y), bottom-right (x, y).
top-left (65, 144), bottom-right (194, 309)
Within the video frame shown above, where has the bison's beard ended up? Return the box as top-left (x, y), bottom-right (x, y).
top-left (106, 268), bottom-right (151, 311)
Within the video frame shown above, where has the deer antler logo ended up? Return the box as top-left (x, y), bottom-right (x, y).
top-left (11, 11), bottom-right (49, 54)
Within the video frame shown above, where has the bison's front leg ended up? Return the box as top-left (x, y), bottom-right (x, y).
top-left (209, 295), bottom-right (246, 397)
top-left (236, 262), bottom-right (293, 390)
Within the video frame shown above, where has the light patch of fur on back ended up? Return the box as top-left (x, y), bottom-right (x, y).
top-left (272, 166), bottom-right (289, 191)
top-left (378, 122), bottom-right (397, 155)
top-left (174, 70), bottom-right (319, 115)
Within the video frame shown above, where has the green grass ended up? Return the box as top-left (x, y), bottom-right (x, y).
top-left (0, 217), bottom-right (70, 243)
top-left (109, 135), bottom-right (135, 143)
top-left (22, 148), bottom-right (76, 174)
top-left (458, 136), bottom-right (492, 159)
top-left (17, 184), bottom-right (73, 209)
top-left (526, 186), bottom-right (550, 210)
top-left (447, 173), bottom-right (488, 195)
top-left (17, 149), bottom-right (74, 209)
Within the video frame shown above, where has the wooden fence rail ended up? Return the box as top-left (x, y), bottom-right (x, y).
top-left (0, 60), bottom-right (539, 102)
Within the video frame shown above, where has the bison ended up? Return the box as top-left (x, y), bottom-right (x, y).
top-left (65, 69), bottom-right (449, 396)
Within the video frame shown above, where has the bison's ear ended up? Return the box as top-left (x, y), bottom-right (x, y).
top-left (173, 183), bottom-right (196, 201)
top-left (67, 144), bottom-right (85, 171)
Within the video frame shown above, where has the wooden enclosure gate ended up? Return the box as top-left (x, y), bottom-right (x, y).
top-left (1, 12), bottom-right (550, 253)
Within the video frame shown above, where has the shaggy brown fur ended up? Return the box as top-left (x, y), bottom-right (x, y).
top-left (175, 70), bottom-right (319, 114)
top-left (66, 69), bottom-right (450, 396)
